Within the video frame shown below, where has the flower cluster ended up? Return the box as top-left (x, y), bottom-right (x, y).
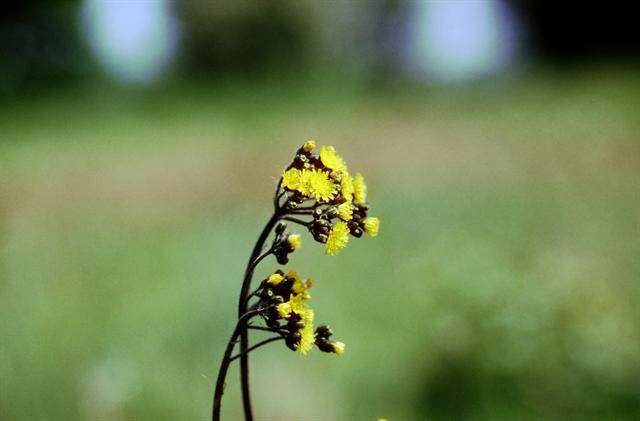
top-left (213, 141), bottom-right (379, 420)
top-left (280, 140), bottom-right (380, 255)
top-left (256, 270), bottom-right (344, 356)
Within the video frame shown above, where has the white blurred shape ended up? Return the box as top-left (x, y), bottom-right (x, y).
top-left (81, 0), bottom-right (180, 84)
top-left (411, 0), bottom-right (518, 83)
top-left (80, 357), bottom-right (140, 420)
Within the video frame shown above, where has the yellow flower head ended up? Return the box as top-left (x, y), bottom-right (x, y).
top-left (277, 302), bottom-right (292, 318)
top-left (302, 139), bottom-right (316, 153)
top-left (320, 146), bottom-right (348, 173)
top-left (363, 217), bottom-right (380, 237)
top-left (287, 234), bottom-right (301, 250)
top-left (292, 277), bottom-right (313, 296)
top-left (297, 168), bottom-right (314, 196)
top-left (308, 170), bottom-right (337, 202)
top-left (282, 168), bottom-right (301, 191)
top-left (331, 341), bottom-right (345, 355)
top-left (267, 273), bottom-right (284, 286)
top-left (353, 173), bottom-right (367, 204)
top-left (277, 291), bottom-right (308, 318)
top-left (326, 221), bottom-right (350, 255)
top-left (259, 266), bottom-right (347, 358)
top-left (286, 270), bottom-right (301, 283)
top-left (340, 172), bottom-right (354, 203)
top-left (296, 309), bottom-right (315, 355)
top-left (337, 202), bottom-right (353, 221)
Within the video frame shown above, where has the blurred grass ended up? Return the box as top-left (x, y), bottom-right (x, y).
top-left (1, 66), bottom-right (640, 420)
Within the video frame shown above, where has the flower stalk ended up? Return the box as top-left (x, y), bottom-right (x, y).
top-left (211, 141), bottom-right (379, 420)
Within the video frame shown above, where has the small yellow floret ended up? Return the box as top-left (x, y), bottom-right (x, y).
top-left (332, 341), bottom-right (345, 355)
top-left (296, 309), bottom-right (315, 355)
top-left (287, 234), bottom-right (301, 250)
top-left (353, 173), bottom-right (367, 204)
top-left (337, 202), bottom-right (353, 221)
top-left (282, 168), bottom-right (301, 191)
top-left (267, 273), bottom-right (284, 285)
top-left (320, 145), bottom-right (348, 172)
top-left (340, 172), bottom-right (354, 203)
top-left (292, 277), bottom-right (313, 295)
top-left (298, 169), bottom-right (314, 196)
top-left (326, 221), bottom-right (350, 255)
top-left (308, 170), bottom-right (337, 202)
top-left (277, 302), bottom-right (292, 318)
top-left (286, 270), bottom-right (301, 282)
top-left (302, 139), bottom-right (316, 152)
top-left (363, 217), bottom-right (380, 237)
top-left (279, 292), bottom-right (309, 318)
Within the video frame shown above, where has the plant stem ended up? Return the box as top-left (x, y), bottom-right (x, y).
top-left (211, 308), bottom-right (265, 420)
top-left (248, 325), bottom-right (278, 333)
top-left (237, 212), bottom-right (281, 421)
top-left (281, 216), bottom-right (311, 226)
top-left (212, 177), bottom-right (284, 421)
top-left (229, 336), bottom-right (283, 362)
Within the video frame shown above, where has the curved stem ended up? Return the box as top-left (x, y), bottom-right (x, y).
top-left (290, 204), bottom-right (319, 211)
top-left (213, 177), bottom-right (284, 421)
top-left (287, 209), bottom-right (315, 215)
top-left (237, 212), bottom-right (281, 421)
top-left (246, 285), bottom-right (265, 303)
top-left (281, 216), bottom-right (311, 226)
top-left (273, 178), bottom-right (283, 210)
top-left (229, 337), bottom-right (283, 362)
top-left (211, 308), bottom-right (267, 421)
top-left (248, 325), bottom-right (278, 333)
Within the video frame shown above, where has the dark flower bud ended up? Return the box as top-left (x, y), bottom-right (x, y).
top-left (315, 337), bottom-right (334, 353)
top-left (275, 223), bottom-right (287, 235)
top-left (285, 332), bottom-right (301, 351)
top-left (315, 325), bottom-right (333, 339)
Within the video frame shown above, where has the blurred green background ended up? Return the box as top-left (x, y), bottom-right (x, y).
top-left (1, 2), bottom-right (639, 420)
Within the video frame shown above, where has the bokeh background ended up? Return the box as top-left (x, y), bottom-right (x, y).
top-left (1, 1), bottom-right (639, 420)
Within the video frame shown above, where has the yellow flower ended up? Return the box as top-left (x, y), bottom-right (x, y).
top-left (282, 168), bottom-right (301, 191)
top-left (297, 309), bottom-right (315, 355)
top-left (286, 270), bottom-right (301, 283)
top-left (353, 172), bottom-right (367, 204)
top-left (287, 234), bottom-right (301, 250)
top-left (277, 302), bottom-right (292, 318)
top-left (292, 277), bottom-right (313, 296)
top-left (302, 139), bottom-right (316, 152)
top-left (277, 291), bottom-right (308, 318)
top-left (340, 172), bottom-right (354, 203)
top-left (363, 217), bottom-right (379, 237)
top-left (326, 221), bottom-right (350, 255)
top-left (297, 169), bottom-right (314, 196)
top-left (337, 202), bottom-right (353, 221)
top-left (267, 273), bottom-right (284, 285)
top-left (331, 341), bottom-right (345, 355)
top-left (320, 145), bottom-right (347, 173)
top-left (308, 170), bottom-right (337, 202)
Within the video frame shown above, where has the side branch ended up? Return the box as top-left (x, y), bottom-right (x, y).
top-left (229, 336), bottom-right (283, 362)
top-left (237, 211), bottom-right (282, 421)
top-left (281, 216), bottom-right (311, 226)
top-left (212, 307), bottom-right (268, 421)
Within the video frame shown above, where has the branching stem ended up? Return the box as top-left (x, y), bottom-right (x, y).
top-left (211, 307), bottom-right (268, 420)
top-left (229, 336), bottom-right (283, 362)
top-left (213, 175), bottom-right (310, 421)
top-left (282, 216), bottom-right (311, 226)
